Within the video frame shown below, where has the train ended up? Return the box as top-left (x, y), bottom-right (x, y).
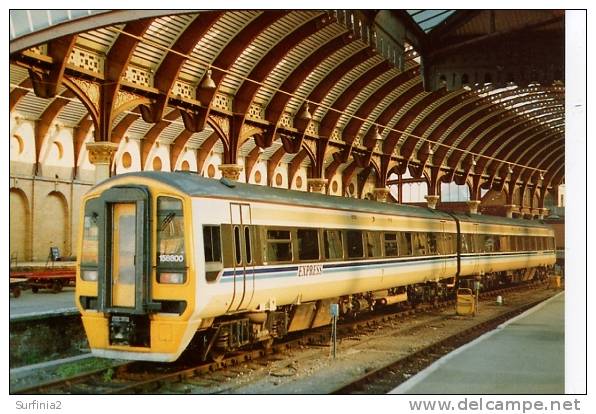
top-left (75, 171), bottom-right (556, 362)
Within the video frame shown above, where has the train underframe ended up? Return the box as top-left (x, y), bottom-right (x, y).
top-left (187, 265), bottom-right (553, 361)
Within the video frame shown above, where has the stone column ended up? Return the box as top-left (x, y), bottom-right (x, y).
top-left (425, 194), bottom-right (440, 210)
top-left (504, 204), bottom-right (516, 218)
top-left (218, 164), bottom-right (243, 181)
top-left (467, 200), bottom-right (481, 214)
top-left (307, 178), bottom-right (328, 194)
top-left (373, 187), bottom-right (390, 203)
top-left (86, 142), bottom-right (119, 184)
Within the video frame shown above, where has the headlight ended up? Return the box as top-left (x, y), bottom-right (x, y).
top-left (82, 269), bottom-right (98, 281)
top-left (159, 272), bottom-right (185, 284)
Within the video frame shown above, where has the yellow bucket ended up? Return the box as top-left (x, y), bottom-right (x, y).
top-left (549, 275), bottom-right (561, 289)
top-left (456, 288), bottom-right (476, 316)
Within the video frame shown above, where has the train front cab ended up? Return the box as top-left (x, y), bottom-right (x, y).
top-left (76, 179), bottom-right (199, 361)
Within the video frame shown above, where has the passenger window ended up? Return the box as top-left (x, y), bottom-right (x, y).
top-left (366, 232), bottom-right (382, 258)
top-left (499, 235), bottom-right (508, 252)
top-left (244, 227), bottom-right (252, 264)
top-left (427, 233), bottom-right (438, 255)
top-left (400, 232), bottom-right (413, 256)
top-left (204, 225), bottom-right (222, 282)
top-left (346, 230), bottom-right (364, 258)
top-left (324, 230), bottom-right (343, 260)
top-left (484, 235), bottom-right (494, 252)
top-left (157, 197), bottom-right (185, 267)
top-left (234, 226), bottom-right (242, 265)
top-left (443, 233), bottom-right (456, 255)
top-left (81, 211), bottom-right (99, 266)
top-left (384, 233), bottom-right (398, 257)
top-left (297, 228), bottom-right (319, 261)
top-left (266, 229), bottom-right (292, 262)
top-left (413, 233), bottom-right (427, 256)
top-left (203, 226), bottom-right (222, 262)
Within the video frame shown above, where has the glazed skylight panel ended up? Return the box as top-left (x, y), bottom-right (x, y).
top-left (157, 120), bottom-right (186, 144)
top-left (406, 90), bottom-right (468, 152)
top-left (78, 25), bottom-right (123, 54)
top-left (386, 91), bottom-right (430, 148)
top-left (441, 101), bottom-right (503, 160)
top-left (186, 128), bottom-right (215, 148)
top-left (238, 140), bottom-right (257, 158)
top-left (260, 140), bottom-right (283, 160)
top-left (418, 91), bottom-right (478, 151)
top-left (355, 76), bottom-right (419, 139)
top-left (179, 11), bottom-right (258, 84)
top-left (10, 64), bottom-right (30, 86)
top-left (56, 100), bottom-right (89, 126)
top-left (127, 117), bottom-right (155, 138)
top-left (130, 15), bottom-right (191, 70)
top-left (14, 92), bottom-right (55, 119)
top-left (255, 24), bottom-right (343, 106)
top-left (220, 11), bottom-right (320, 94)
top-left (286, 41), bottom-right (364, 113)
top-left (313, 54), bottom-right (384, 121)
top-left (335, 70), bottom-right (396, 131)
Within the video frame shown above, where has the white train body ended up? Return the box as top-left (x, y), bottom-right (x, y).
top-left (76, 172), bottom-right (556, 361)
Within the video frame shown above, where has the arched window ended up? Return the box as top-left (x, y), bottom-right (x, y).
top-left (401, 170), bottom-right (428, 202)
top-left (441, 182), bottom-right (471, 202)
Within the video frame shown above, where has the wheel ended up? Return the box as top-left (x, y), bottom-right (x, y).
top-left (261, 338), bottom-right (274, 351)
top-left (31, 286), bottom-right (39, 294)
top-left (11, 286), bottom-right (21, 298)
top-left (52, 281), bottom-right (63, 293)
top-left (210, 349), bottom-right (226, 363)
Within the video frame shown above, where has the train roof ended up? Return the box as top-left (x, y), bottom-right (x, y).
top-left (452, 212), bottom-right (551, 229)
top-left (104, 171), bottom-right (550, 229)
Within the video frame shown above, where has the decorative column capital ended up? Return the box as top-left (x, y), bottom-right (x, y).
top-left (538, 207), bottom-right (549, 219)
top-left (307, 178), bottom-right (328, 194)
top-left (86, 142), bottom-right (119, 165)
top-left (504, 204), bottom-right (516, 218)
top-left (373, 187), bottom-right (391, 203)
top-left (218, 164), bottom-right (243, 181)
top-left (425, 194), bottom-right (440, 209)
top-left (467, 199), bottom-right (481, 214)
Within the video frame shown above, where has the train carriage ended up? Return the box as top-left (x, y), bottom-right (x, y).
top-left (76, 171), bottom-right (555, 362)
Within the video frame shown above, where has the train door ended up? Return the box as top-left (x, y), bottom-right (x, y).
top-left (228, 203), bottom-right (254, 312)
top-left (438, 221), bottom-right (447, 279)
top-left (111, 203), bottom-right (137, 307)
top-left (472, 223), bottom-right (480, 275)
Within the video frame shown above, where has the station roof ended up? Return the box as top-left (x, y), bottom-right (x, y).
top-left (9, 10), bottom-right (565, 195)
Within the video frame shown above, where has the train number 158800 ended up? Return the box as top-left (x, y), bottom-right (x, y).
top-left (297, 264), bottom-right (323, 277)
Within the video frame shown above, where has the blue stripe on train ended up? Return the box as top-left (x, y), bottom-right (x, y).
top-left (218, 251), bottom-right (552, 282)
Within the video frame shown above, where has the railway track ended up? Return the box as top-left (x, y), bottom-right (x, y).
top-left (13, 281), bottom-right (549, 394)
top-left (329, 298), bottom-right (547, 394)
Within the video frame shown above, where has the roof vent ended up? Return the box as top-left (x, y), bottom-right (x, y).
top-left (220, 177), bottom-right (236, 188)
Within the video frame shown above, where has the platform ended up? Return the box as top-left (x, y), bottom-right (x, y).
top-left (9, 287), bottom-right (78, 322)
top-left (390, 292), bottom-right (564, 394)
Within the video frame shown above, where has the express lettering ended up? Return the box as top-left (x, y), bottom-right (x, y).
top-left (297, 264), bottom-right (323, 277)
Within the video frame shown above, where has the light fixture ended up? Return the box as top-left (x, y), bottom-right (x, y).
top-left (297, 102), bottom-right (312, 121)
top-left (427, 142), bottom-right (433, 155)
top-left (199, 69), bottom-right (216, 90)
top-left (540, 171), bottom-right (544, 180)
top-left (508, 165), bottom-right (513, 174)
top-left (374, 126), bottom-right (383, 141)
top-left (472, 156), bottom-right (477, 166)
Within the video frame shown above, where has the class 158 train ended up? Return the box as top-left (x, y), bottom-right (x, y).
top-left (75, 171), bottom-right (555, 362)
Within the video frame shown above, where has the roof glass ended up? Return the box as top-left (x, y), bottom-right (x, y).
top-left (10, 10), bottom-right (107, 40)
top-left (407, 10), bottom-right (456, 32)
